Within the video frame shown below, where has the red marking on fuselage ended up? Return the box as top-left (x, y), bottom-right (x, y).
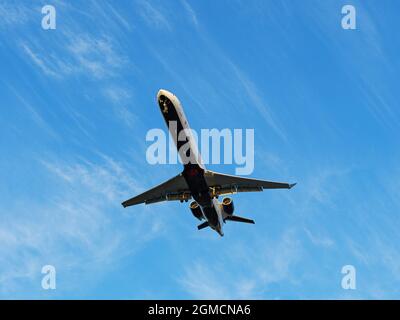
top-left (188, 168), bottom-right (198, 177)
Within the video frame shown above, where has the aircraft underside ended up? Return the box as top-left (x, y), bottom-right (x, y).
top-left (121, 89), bottom-right (296, 236)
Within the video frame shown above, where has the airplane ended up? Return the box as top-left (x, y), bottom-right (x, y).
top-left (122, 89), bottom-right (296, 236)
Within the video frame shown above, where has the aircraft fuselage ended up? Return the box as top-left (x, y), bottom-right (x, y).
top-left (157, 90), bottom-right (224, 236)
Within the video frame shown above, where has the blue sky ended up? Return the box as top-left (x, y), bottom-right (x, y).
top-left (1, 0), bottom-right (400, 299)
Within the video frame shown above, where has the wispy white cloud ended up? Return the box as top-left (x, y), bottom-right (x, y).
top-left (304, 227), bottom-right (334, 248)
top-left (114, 105), bottom-right (137, 128)
top-left (19, 15), bottom-right (129, 80)
top-left (178, 262), bottom-right (231, 299)
top-left (103, 86), bottom-right (132, 103)
top-left (21, 34), bottom-right (126, 80)
top-left (305, 1), bottom-right (400, 130)
top-left (21, 43), bottom-right (60, 78)
top-left (180, 0), bottom-right (199, 28)
top-left (229, 62), bottom-right (287, 141)
top-left (103, 86), bottom-right (137, 128)
top-left (14, 3), bottom-right (136, 138)
top-left (0, 153), bottom-right (162, 297)
top-left (9, 85), bottom-right (59, 139)
top-left (66, 33), bottom-right (128, 79)
top-left (178, 229), bottom-right (302, 299)
top-left (42, 155), bottom-right (139, 202)
top-left (142, 2), bottom-right (287, 142)
top-left (94, 0), bottom-right (134, 32)
top-left (0, 2), bottom-right (33, 27)
top-left (137, 0), bottom-right (172, 31)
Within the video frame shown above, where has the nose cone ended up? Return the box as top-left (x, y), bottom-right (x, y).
top-left (157, 89), bottom-right (173, 102)
top-left (157, 89), bottom-right (182, 110)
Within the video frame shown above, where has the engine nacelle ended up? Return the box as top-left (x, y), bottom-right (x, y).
top-left (190, 201), bottom-right (203, 220)
top-left (222, 197), bottom-right (234, 215)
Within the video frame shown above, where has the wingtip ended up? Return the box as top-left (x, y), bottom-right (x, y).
top-left (289, 183), bottom-right (297, 189)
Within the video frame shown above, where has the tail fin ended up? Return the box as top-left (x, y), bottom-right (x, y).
top-left (224, 215), bottom-right (255, 224)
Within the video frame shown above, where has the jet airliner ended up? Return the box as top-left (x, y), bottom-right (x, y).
top-left (122, 89), bottom-right (296, 236)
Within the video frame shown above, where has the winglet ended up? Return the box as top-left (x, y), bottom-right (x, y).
top-left (289, 183), bottom-right (297, 189)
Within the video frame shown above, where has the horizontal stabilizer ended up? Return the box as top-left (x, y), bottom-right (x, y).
top-left (225, 215), bottom-right (255, 224)
top-left (197, 221), bottom-right (209, 230)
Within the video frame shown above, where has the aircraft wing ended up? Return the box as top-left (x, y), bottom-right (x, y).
top-left (204, 170), bottom-right (296, 196)
top-left (121, 173), bottom-right (190, 207)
